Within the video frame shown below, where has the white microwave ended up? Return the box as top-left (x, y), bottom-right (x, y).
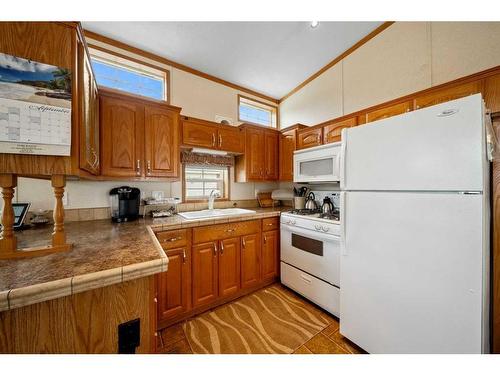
top-left (294, 142), bottom-right (341, 183)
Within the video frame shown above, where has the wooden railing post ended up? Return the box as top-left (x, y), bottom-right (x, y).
top-left (0, 173), bottom-right (18, 256)
top-left (51, 174), bottom-right (67, 248)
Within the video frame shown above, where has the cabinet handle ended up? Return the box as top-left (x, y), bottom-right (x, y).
top-left (164, 236), bottom-right (181, 243)
top-left (264, 235), bottom-right (267, 244)
top-left (182, 249), bottom-right (186, 263)
top-left (225, 228), bottom-right (235, 233)
top-left (213, 242), bottom-right (218, 256)
top-left (212, 133), bottom-right (216, 147)
top-left (220, 242), bottom-right (224, 255)
top-left (242, 238), bottom-right (246, 248)
top-left (147, 160), bottom-right (152, 175)
top-left (266, 223), bottom-right (274, 226)
top-left (154, 297), bottom-right (158, 303)
top-left (91, 148), bottom-right (99, 170)
top-left (136, 160), bottom-right (141, 176)
top-left (219, 134), bottom-right (222, 148)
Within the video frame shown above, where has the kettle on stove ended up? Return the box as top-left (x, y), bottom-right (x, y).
top-left (321, 196), bottom-right (334, 214)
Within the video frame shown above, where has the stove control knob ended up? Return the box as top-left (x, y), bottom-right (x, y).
top-left (314, 225), bottom-right (321, 231)
top-left (322, 226), bottom-right (330, 232)
top-left (286, 220), bottom-right (291, 225)
top-left (291, 220), bottom-right (296, 225)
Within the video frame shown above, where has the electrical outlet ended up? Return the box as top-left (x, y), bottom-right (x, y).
top-left (62, 192), bottom-right (68, 206)
top-left (118, 319), bottom-right (140, 354)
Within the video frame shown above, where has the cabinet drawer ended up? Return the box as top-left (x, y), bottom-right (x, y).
top-left (193, 220), bottom-right (260, 244)
top-left (262, 217), bottom-right (279, 231)
top-left (156, 229), bottom-right (189, 250)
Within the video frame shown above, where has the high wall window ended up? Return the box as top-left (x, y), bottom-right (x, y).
top-left (89, 48), bottom-right (168, 101)
top-left (238, 95), bottom-right (278, 128)
top-left (184, 165), bottom-right (229, 201)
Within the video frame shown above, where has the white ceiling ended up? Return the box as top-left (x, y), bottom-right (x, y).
top-left (82, 22), bottom-right (383, 99)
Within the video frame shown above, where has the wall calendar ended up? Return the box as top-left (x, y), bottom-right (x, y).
top-left (0, 52), bottom-right (72, 156)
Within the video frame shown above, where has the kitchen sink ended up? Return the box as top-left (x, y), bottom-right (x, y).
top-left (178, 208), bottom-right (256, 220)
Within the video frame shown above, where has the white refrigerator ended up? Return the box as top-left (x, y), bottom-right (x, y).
top-left (339, 94), bottom-right (490, 354)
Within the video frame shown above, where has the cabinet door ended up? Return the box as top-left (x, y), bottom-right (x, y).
top-left (218, 237), bottom-right (241, 298)
top-left (192, 241), bottom-right (219, 308)
top-left (144, 105), bottom-right (179, 178)
top-left (182, 120), bottom-right (217, 149)
top-left (78, 41), bottom-right (99, 175)
top-left (261, 230), bottom-right (279, 281)
top-left (241, 233), bottom-right (261, 289)
top-left (264, 131), bottom-right (279, 180)
top-left (365, 101), bottom-right (412, 123)
top-left (246, 128), bottom-right (265, 180)
top-left (100, 95), bottom-right (144, 177)
top-left (414, 81), bottom-right (483, 110)
top-left (157, 247), bottom-right (191, 322)
top-left (217, 126), bottom-right (245, 153)
top-left (279, 129), bottom-right (296, 181)
top-left (323, 117), bottom-right (357, 144)
top-left (297, 127), bottom-right (322, 149)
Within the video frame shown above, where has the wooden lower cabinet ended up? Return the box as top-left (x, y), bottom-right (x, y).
top-left (192, 241), bottom-right (218, 308)
top-left (218, 237), bottom-right (241, 298)
top-left (157, 247), bottom-right (191, 322)
top-left (261, 229), bottom-right (279, 281)
top-left (241, 233), bottom-right (261, 289)
top-left (157, 219), bottom-right (280, 327)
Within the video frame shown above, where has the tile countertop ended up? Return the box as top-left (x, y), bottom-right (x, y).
top-left (0, 207), bottom-right (285, 312)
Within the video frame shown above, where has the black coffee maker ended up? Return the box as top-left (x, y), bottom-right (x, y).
top-left (109, 186), bottom-right (141, 222)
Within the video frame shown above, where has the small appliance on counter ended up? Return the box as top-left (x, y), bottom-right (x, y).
top-left (109, 186), bottom-right (141, 223)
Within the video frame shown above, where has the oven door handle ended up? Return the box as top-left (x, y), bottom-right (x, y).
top-left (281, 224), bottom-right (340, 243)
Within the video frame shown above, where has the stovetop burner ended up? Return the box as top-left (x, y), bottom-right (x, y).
top-left (286, 208), bottom-right (340, 221)
top-left (287, 208), bottom-right (321, 216)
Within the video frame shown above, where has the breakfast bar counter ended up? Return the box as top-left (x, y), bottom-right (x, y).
top-left (0, 207), bottom-right (284, 312)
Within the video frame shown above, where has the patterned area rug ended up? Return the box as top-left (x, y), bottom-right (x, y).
top-left (184, 284), bottom-right (332, 354)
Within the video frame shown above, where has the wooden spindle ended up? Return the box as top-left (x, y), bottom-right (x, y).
top-left (51, 174), bottom-right (67, 248)
top-left (0, 174), bottom-right (17, 255)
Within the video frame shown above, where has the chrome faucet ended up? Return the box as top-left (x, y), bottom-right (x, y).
top-left (208, 189), bottom-right (221, 210)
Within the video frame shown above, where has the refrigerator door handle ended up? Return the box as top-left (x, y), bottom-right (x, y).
top-left (340, 129), bottom-right (347, 189)
top-left (340, 191), bottom-right (346, 255)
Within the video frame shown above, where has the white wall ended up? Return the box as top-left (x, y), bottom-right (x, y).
top-left (13, 36), bottom-right (279, 210)
top-left (280, 22), bottom-right (500, 128)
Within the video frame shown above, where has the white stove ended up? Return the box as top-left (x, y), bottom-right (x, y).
top-left (280, 208), bottom-right (341, 316)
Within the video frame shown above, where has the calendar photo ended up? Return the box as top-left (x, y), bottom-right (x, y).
top-left (0, 52), bottom-right (72, 156)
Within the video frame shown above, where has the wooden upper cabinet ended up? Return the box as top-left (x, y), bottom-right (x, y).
top-left (264, 131), bottom-right (279, 180)
top-left (192, 242), bottom-right (219, 308)
top-left (144, 105), bottom-right (179, 178)
top-left (218, 237), bottom-right (241, 298)
top-left (78, 40), bottom-right (99, 175)
top-left (279, 128), bottom-right (298, 181)
top-left (365, 101), bottom-right (413, 123)
top-left (182, 119), bottom-right (217, 149)
top-left (157, 247), bottom-right (191, 322)
top-left (323, 117), bottom-right (357, 144)
top-left (246, 128), bottom-right (265, 180)
top-left (99, 89), bottom-right (181, 179)
top-left (297, 127), bottom-right (322, 150)
top-left (241, 233), bottom-right (261, 289)
top-left (100, 95), bottom-right (144, 177)
top-left (414, 81), bottom-right (483, 110)
top-left (217, 126), bottom-right (245, 153)
top-left (181, 117), bottom-right (244, 153)
top-left (261, 229), bottom-right (279, 282)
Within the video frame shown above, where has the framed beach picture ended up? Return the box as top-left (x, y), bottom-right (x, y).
top-left (0, 52), bottom-right (72, 156)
